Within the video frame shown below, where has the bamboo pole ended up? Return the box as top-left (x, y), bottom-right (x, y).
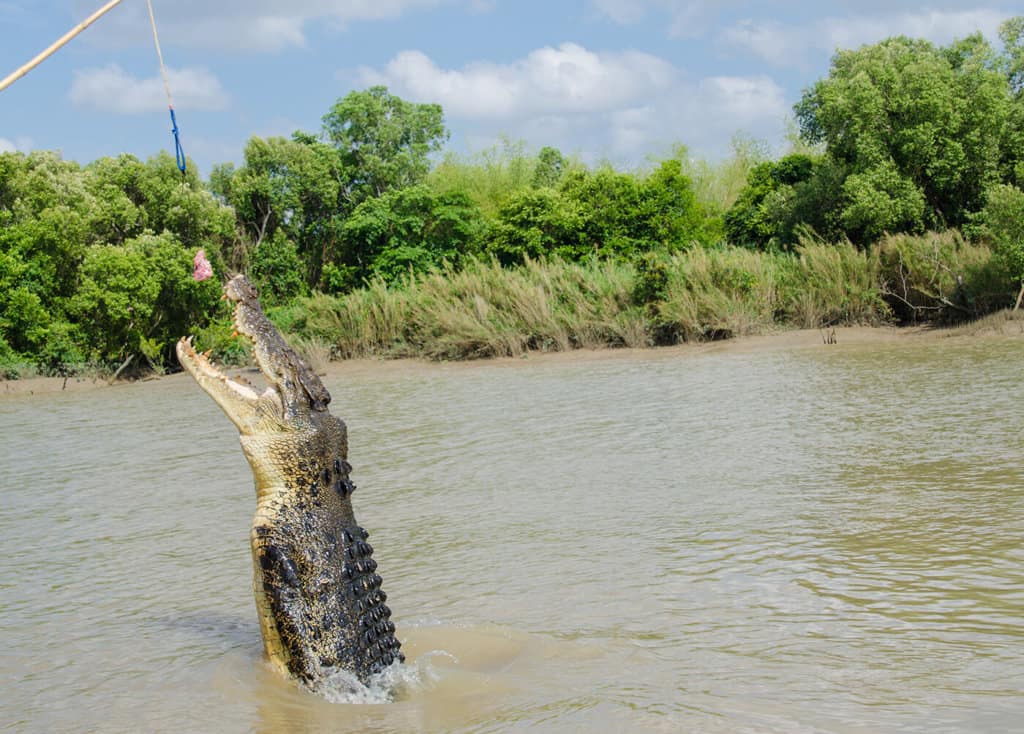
top-left (0, 0), bottom-right (126, 93)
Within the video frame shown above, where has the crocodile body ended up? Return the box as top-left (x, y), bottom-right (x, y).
top-left (176, 275), bottom-right (402, 687)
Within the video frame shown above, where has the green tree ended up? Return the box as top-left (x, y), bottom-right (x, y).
top-left (0, 152), bottom-right (91, 357)
top-left (249, 230), bottom-right (309, 305)
top-left (1001, 17), bottom-right (1024, 93)
top-left (975, 183), bottom-right (1024, 306)
top-left (999, 18), bottom-right (1024, 186)
top-left (487, 188), bottom-right (584, 265)
top-left (427, 138), bottom-right (556, 217)
top-left (724, 153), bottom-right (830, 249)
top-left (322, 86), bottom-right (448, 203)
top-left (557, 167), bottom-right (649, 258)
top-left (796, 33), bottom-right (1013, 240)
top-left (224, 134), bottom-right (343, 285)
top-left (70, 232), bottom-right (221, 369)
top-left (339, 184), bottom-right (484, 286)
top-left (532, 146), bottom-right (567, 188)
top-left (641, 159), bottom-right (713, 248)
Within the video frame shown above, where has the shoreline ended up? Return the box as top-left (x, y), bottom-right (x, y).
top-left (3, 316), bottom-right (1022, 399)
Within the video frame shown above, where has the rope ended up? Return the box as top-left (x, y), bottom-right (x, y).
top-left (145, 0), bottom-right (186, 174)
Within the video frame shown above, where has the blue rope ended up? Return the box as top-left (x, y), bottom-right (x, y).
top-left (169, 107), bottom-right (186, 174)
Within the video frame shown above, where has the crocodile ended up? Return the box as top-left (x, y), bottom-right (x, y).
top-left (176, 274), bottom-right (403, 689)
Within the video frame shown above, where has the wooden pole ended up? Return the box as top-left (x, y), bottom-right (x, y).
top-left (0, 0), bottom-right (126, 93)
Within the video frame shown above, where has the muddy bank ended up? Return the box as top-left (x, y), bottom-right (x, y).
top-left (4, 316), bottom-right (1022, 399)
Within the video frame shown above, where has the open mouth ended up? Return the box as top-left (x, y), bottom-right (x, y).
top-left (177, 334), bottom-right (266, 404)
top-left (178, 274), bottom-right (330, 421)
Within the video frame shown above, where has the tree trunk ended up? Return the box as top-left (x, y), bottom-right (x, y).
top-left (109, 353), bottom-right (135, 385)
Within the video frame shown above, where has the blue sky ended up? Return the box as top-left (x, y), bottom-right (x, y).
top-left (0, 1), bottom-right (1018, 175)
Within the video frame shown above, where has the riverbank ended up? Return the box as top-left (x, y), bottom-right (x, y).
top-left (5, 313), bottom-right (1021, 399)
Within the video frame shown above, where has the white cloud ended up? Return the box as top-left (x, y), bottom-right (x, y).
top-left (820, 9), bottom-right (1008, 51)
top-left (358, 43), bottom-right (676, 120)
top-left (594, 2), bottom-right (1012, 48)
top-left (95, 0), bottom-right (474, 52)
top-left (69, 65), bottom-right (228, 114)
top-left (722, 9), bottom-right (1012, 67)
top-left (589, 0), bottom-right (741, 38)
top-left (720, 20), bottom-right (795, 67)
top-left (0, 135), bottom-right (32, 153)
top-left (609, 75), bottom-right (787, 156)
top-left (590, 0), bottom-right (649, 24)
top-left (360, 44), bottom-right (787, 160)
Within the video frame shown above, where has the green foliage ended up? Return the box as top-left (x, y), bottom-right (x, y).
top-left (532, 146), bottom-right (567, 188)
top-left (487, 188), bottom-right (584, 264)
top-left (225, 134), bottom-right (343, 284)
top-left (632, 251), bottom-right (671, 307)
top-left (641, 159), bottom-right (712, 248)
top-left (673, 136), bottom-right (770, 219)
top-left (427, 139), bottom-right (576, 217)
top-left (975, 183), bottom-right (1024, 284)
top-left (323, 86), bottom-right (448, 202)
top-left (840, 161), bottom-right (926, 242)
top-left (557, 166), bottom-right (651, 258)
top-left (487, 160), bottom-right (708, 264)
top-left (69, 233), bottom-right (222, 366)
top-left (724, 153), bottom-right (826, 249)
top-left (8, 53), bottom-right (1024, 374)
top-left (338, 184), bottom-right (485, 285)
top-left (249, 230), bottom-right (309, 305)
top-left (1001, 16), bottom-right (1024, 94)
top-left (876, 230), bottom-right (1008, 320)
top-left (0, 150), bottom-right (233, 371)
top-left (190, 315), bottom-right (252, 367)
top-left (796, 33), bottom-right (1014, 240)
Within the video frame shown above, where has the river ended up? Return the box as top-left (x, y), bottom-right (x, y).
top-left (1, 335), bottom-right (1022, 732)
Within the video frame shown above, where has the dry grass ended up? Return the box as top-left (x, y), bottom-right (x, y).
top-left (942, 307), bottom-right (1024, 336)
top-left (276, 232), bottom-right (1013, 361)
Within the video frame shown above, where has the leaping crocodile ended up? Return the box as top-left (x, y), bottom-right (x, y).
top-left (176, 274), bottom-right (403, 688)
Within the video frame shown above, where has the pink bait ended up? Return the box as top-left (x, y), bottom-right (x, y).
top-left (192, 249), bottom-right (213, 282)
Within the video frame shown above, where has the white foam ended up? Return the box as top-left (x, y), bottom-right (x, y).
top-left (317, 658), bottom-right (431, 705)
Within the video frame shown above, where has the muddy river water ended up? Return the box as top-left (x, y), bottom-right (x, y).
top-left (2, 335), bottom-right (1022, 732)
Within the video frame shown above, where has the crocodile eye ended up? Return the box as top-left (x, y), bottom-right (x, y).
top-left (333, 458), bottom-right (343, 474)
top-left (321, 468), bottom-right (331, 484)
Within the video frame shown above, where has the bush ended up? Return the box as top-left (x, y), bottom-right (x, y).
top-left (249, 230), bottom-right (308, 305)
top-left (780, 236), bottom-right (887, 327)
top-left (876, 231), bottom-right (1008, 321)
top-left (975, 184), bottom-right (1024, 293)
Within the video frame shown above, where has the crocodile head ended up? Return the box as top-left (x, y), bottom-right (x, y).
top-left (176, 274), bottom-right (402, 688)
top-left (177, 273), bottom-right (331, 436)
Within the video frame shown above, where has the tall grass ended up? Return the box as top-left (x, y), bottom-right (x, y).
top-left (658, 247), bottom-right (784, 340)
top-left (288, 258), bottom-right (645, 360)
top-left (274, 232), bottom-right (1013, 362)
top-left (781, 235), bottom-right (887, 327)
top-left (426, 137), bottom-right (583, 217)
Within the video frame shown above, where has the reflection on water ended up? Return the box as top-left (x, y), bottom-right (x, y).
top-left (1, 337), bottom-right (1022, 732)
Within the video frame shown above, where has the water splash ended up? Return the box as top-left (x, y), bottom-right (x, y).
top-left (317, 659), bottom-right (429, 705)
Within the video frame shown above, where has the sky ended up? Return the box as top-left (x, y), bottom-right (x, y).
top-left (0, 1), bottom-right (1019, 175)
